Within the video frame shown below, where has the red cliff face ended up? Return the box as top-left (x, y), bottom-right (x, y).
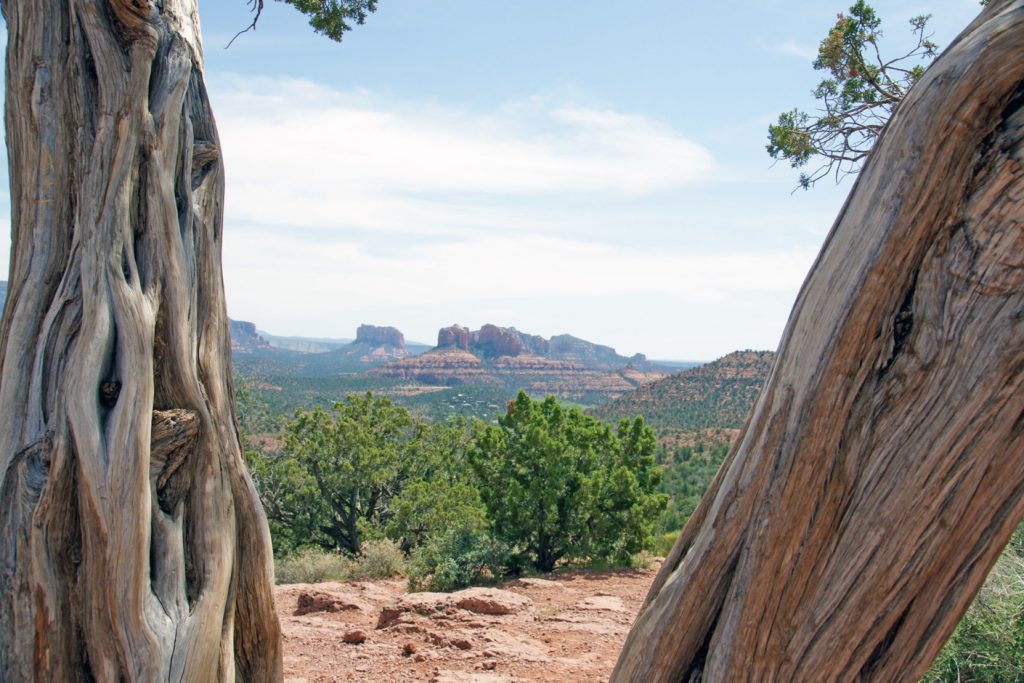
top-left (373, 322), bottom-right (671, 399)
top-left (372, 349), bottom-right (488, 384)
top-left (437, 323), bottom-right (552, 357)
top-left (437, 325), bottom-right (470, 351)
top-left (356, 324), bottom-right (405, 349)
top-left (229, 319), bottom-right (271, 352)
top-left (471, 324), bottom-right (524, 357)
top-left (470, 324), bottom-right (549, 358)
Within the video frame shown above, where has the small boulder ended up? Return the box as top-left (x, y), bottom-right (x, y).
top-left (294, 591), bottom-right (364, 616)
top-left (341, 630), bottom-right (368, 645)
top-left (451, 637), bottom-right (474, 651)
top-left (452, 588), bottom-right (532, 616)
top-left (377, 592), bottom-right (454, 629)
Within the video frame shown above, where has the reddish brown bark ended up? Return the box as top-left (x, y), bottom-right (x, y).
top-left (614, 2), bottom-right (1024, 680)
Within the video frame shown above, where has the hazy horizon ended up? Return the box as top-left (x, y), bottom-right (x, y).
top-left (247, 318), bottom-right (727, 363)
top-left (0, 1), bottom-right (986, 359)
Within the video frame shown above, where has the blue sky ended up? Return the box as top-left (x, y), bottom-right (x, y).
top-left (1, 1), bottom-right (987, 359)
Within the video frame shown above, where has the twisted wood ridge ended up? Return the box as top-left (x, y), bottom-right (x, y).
top-left (613, 2), bottom-right (1024, 680)
top-left (0, 1), bottom-right (282, 679)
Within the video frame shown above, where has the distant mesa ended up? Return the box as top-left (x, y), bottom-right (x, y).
top-left (376, 323), bottom-right (671, 394)
top-left (474, 324), bottom-right (548, 358)
top-left (261, 334), bottom-right (349, 354)
top-left (548, 334), bottom-right (646, 369)
top-left (433, 324), bottom-right (640, 367)
top-left (227, 316), bottom-right (680, 405)
top-left (436, 323), bottom-right (550, 357)
top-left (356, 324), bottom-right (405, 350)
top-left (437, 324), bottom-right (470, 351)
top-left (330, 324), bottom-right (412, 365)
top-left (229, 319), bottom-right (271, 353)
top-left (436, 323), bottom-right (548, 357)
top-left (228, 317), bottom-right (432, 379)
top-left (231, 318), bottom-right (338, 354)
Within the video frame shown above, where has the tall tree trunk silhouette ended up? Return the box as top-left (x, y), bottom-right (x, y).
top-left (0, 1), bottom-right (282, 679)
top-left (613, 2), bottom-right (1024, 680)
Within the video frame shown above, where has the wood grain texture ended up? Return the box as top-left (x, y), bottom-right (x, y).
top-left (0, 1), bottom-right (282, 680)
top-left (612, 2), bottom-right (1024, 681)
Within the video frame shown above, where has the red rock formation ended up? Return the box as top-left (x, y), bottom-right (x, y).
top-left (373, 324), bottom-right (670, 395)
top-left (471, 324), bottom-right (524, 357)
top-left (229, 319), bottom-right (271, 352)
top-left (437, 324), bottom-right (470, 350)
top-left (373, 349), bottom-right (490, 385)
top-left (470, 324), bottom-right (549, 357)
top-left (294, 591), bottom-right (366, 616)
top-left (356, 324), bottom-right (405, 349)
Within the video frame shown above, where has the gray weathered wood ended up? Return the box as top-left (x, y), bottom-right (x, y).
top-left (0, 1), bottom-right (282, 680)
top-left (613, 1), bottom-right (1024, 680)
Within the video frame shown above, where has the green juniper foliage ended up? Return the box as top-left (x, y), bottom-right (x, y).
top-left (280, 0), bottom-right (377, 41)
top-left (469, 392), bottom-right (666, 572)
top-left (767, 1), bottom-right (938, 188)
top-left (656, 439), bottom-right (731, 533)
top-left (248, 395), bottom-right (487, 557)
top-left (249, 391), bottom-right (667, 582)
top-left (250, 393), bottom-right (419, 554)
top-left (406, 527), bottom-right (511, 593)
top-left (240, 0), bottom-right (377, 43)
top-left (384, 416), bottom-right (491, 552)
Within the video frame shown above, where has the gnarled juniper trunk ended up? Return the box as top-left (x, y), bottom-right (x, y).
top-left (0, 1), bottom-right (282, 680)
top-left (612, 2), bottom-right (1024, 681)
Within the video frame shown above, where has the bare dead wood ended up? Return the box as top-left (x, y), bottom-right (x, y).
top-left (0, 1), bottom-right (282, 680)
top-left (613, 2), bottom-right (1024, 681)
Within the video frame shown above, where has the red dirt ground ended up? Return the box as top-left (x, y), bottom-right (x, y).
top-left (277, 563), bottom-right (661, 682)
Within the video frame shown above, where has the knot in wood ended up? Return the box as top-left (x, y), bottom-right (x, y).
top-left (108, 0), bottom-right (156, 43)
top-left (99, 381), bottom-right (121, 408)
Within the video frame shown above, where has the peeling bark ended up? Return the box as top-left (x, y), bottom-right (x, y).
top-left (0, 1), bottom-right (282, 680)
top-left (613, 2), bottom-right (1024, 681)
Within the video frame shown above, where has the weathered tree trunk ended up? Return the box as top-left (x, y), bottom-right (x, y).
top-left (613, 2), bottom-right (1024, 681)
top-left (0, 1), bottom-right (282, 680)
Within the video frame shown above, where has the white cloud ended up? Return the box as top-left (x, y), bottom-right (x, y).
top-left (772, 40), bottom-right (818, 61)
top-left (209, 74), bottom-right (825, 358)
top-left (229, 231), bottom-right (814, 301)
top-left (211, 76), bottom-right (715, 233)
top-left (224, 228), bottom-right (818, 352)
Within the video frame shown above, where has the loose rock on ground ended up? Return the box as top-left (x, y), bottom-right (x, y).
top-left (276, 565), bottom-right (659, 682)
